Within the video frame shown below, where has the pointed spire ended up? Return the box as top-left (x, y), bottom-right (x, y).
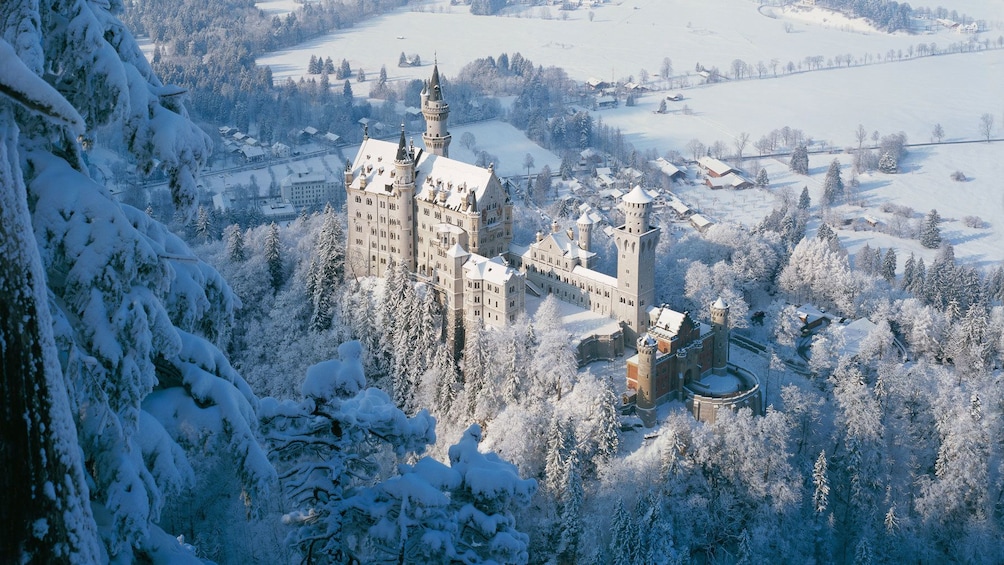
top-left (428, 63), bottom-right (442, 102)
top-left (395, 124), bottom-right (409, 162)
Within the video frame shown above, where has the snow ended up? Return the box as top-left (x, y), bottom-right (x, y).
top-left (256, 0), bottom-right (1004, 267)
top-left (524, 293), bottom-right (621, 342)
top-left (301, 341), bottom-right (367, 400)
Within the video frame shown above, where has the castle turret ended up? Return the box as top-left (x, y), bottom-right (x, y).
top-left (635, 334), bottom-right (658, 427)
top-left (576, 212), bottom-right (593, 252)
top-left (421, 63), bottom-right (451, 157)
top-left (393, 125), bottom-right (416, 271)
top-left (344, 158), bottom-right (353, 187)
top-left (711, 297), bottom-right (730, 375)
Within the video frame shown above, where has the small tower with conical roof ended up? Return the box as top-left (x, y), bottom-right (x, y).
top-left (577, 212), bottom-right (594, 252)
top-left (711, 297), bottom-right (730, 375)
top-left (635, 334), bottom-right (658, 427)
top-left (421, 63), bottom-right (451, 157)
top-left (393, 125), bottom-right (416, 271)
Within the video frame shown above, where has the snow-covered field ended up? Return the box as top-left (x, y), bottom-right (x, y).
top-left (250, 0), bottom-right (1004, 269)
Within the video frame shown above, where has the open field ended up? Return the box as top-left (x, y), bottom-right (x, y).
top-left (253, 0), bottom-right (1004, 269)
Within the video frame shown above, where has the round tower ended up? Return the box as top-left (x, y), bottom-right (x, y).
top-left (711, 297), bottom-right (730, 375)
top-left (393, 126), bottom-right (416, 271)
top-left (619, 185), bottom-right (653, 235)
top-left (635, 335), bottom-right (658, 427)
top-left (577, 212), bottom-right (593, 252)
top-left (421, 64), bottom-right (451, 157)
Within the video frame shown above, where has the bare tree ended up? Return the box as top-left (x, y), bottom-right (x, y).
top-left (460, 131), bottom-right (477, 151)
top-left (686, 139), bottom-right (706, 161)
top-left (756, 61), bottom-right (768, 78)
top-left (932, 123), bottom-right (944, 143)
top-left (855, 124), bottom-right (867, 152)
top-left (733, 132), bottom-right (751, 165)
top-left (711, 140), bottom-right (728, 159)
top-left (979, 113), bottom-right (995, 142)
top-left (660, 57), bottom-right (673, 82)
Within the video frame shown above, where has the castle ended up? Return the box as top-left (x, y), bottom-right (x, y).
top-left (345, 64), bottom-right (654, 357)
top-left (344, 65), bottom-right (761, 424)
top-left (627, 298), bottom-right (762, 425)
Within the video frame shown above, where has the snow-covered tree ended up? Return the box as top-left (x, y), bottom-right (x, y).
top-left (264, 222), bottom-right (283, 291)
top-left (878, 151), bottom-right (897, 173)
top-left (0, 1), bottom-right (274, 559)
top-left (798, 186), bottom-right (811, 210)
top-left (755, 167), bottom-right (769, 188)
top-left (789, 144), bottom-right (809, 175)
top-left (307, 204), bottom-right (344, 331)
top-left (920, 209), bottom-right (942, 249)
top-left (0, 40), bottom-right (100, 561)
top-left (225, 223), bottom-right (246, 262)
top-left (822, 159), bottom-right (844, 207)
top-left (262, 342), bottom-right (435, 560)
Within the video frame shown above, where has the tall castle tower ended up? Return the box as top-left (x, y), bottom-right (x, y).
top-left (710, 297), bottom-right (730, 375)
top-left (421, 64), bottom-right (451, 157)
top-left (614, 186), bottom-right (660, 342)
top-left (393, 126), bottom-right (416, 271)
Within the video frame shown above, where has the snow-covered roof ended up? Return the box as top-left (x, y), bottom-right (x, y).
top-left (446, 242), bottom-right (469, 258)
top-left (712, 297), bottom-right (729, 310)
top-left (240, 146), bottom-right (265, 159)
top-left (599, 188), bottom-right (623, 199)
top-left (533, 231), bottom-right (596, 262)
top-left (697, 156), bottom-right (734, 176)
top-left (706, 172), bottom-right (751, 189)
top-left (323, 132), bottom-right (340, 143)
top-left (622, 185), bottom-right (654, 204)
top-left (303, 126), bottom-right (319, 135)
top-left (283, 170), bottom-right (328, 185)
top-left (350, 138), bottom-right (497, 213)
top-left (571, 265), bottom-right (617, 288)
top-left (668, 198), bottom-right (691, 214)
top-left (596, 167), bottom-right (612, 176)
top-left (577, 212), bottom-right (594, 225)
top-left (690, 214), bottom-right (713, 229)
top-left (651, 157), bottom-right (683, 178)
top-left (464, 254), bottom-right (520, 285)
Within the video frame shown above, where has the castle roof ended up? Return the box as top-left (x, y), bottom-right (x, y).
top-left (712, 297), bottom-right (728, 310)
top-left (446, 242), bottom-right (469, 258)
top-left (426, 63), bottom-right (443, 102)
top-left (622, 184), bottom-right (654, 204)
top-left (464, 254), bottom-right (519, 285)
top-left (349, 138), bottom-right (497, 212)
top-left (533, 231), bottom-right (596, 262)
top-left (576, 212), bottom-right (594, 225)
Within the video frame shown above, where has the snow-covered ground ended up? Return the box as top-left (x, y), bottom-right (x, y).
top-left (247, 0), bottom-right (1004, 268)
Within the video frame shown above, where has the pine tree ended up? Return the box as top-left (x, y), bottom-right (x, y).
top-left (265, 222), bottom-right (283, 291)
top-left (308, 205), bottom-right (345, 331)
top-left (0, 6), bottom-right (273, 558)
top-left (881, 248), bottom-right (897, 283)
top-left (813, 450), bottom-right (829, 513)
top-left (798, 185), bottom-right (811, 210)
top-left (920, 209), bottom-right (942, 249)
top-left (357, 67), bottom-right (366, 82)
top-left (609, 499), bottom-right (639, 565)
top-left (195, 205), bottom-right (212, 241)
top-left (378, 64), bottom-right (388, 85)
top-left (901, 253), bottom-right (916, 290)
top-left (878, 151), bottom-right (897, 173)
top-left (909, 258), bottom-right (926, 297)
top-left (755, 167), bottom-right (769, 188)
top-left (225, 223), bottom-right (246, 262)
top-left (822, 158), bottom-right (844, 206)
top-left (307, 54), bottom-right (319, 74)
top-left (789, 144), bottom-right (809, 174)
top-left (339, 58), bottom-right (351, 80)
top-left (323, 56), bottom-right (335, 75)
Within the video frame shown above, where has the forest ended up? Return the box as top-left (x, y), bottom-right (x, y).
top-left (5, 0), bottom-right (1004, 564)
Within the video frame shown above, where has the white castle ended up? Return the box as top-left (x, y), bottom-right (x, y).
top-left (345, 65), bottom-right (658, 359)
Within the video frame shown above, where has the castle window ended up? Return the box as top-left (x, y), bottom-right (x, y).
top-left (354, 195), bottom-right (361, 203)
top-left (380, 201), bottom-right (385, 208)
top-left (366, 198), bottom-right (373, 205)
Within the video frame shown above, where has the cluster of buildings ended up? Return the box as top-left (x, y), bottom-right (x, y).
top-left (345, 65), bottom-right (762, 425)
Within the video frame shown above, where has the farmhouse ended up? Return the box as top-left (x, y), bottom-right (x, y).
top-left (697, 156), bottom-right (736, 178)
